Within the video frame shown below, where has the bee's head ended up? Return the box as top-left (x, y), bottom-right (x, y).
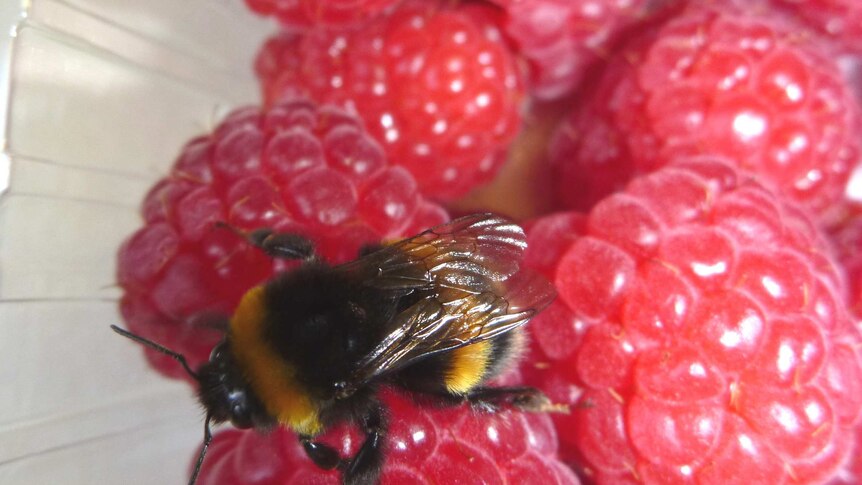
top-left (110, 325), bottom-right (271, 485)
top-left (196, 341), bottom-right (270, 430)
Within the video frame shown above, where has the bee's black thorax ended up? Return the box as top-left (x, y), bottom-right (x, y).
top-left (260, 261), bottom-right (410, 401)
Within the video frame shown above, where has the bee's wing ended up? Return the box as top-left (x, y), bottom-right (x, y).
top-left (348, 272), bottom-right (555, 387)
top-left (337, 213), bottom-right (529, 293)
top-left (335, 213), bottom-right (556, 389)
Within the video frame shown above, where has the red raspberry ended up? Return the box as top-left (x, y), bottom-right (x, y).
top-left (489, 0), bottom-right (653, 100)
top-left (117, 100), bottom-right (448, 381)
top-left (549, 2), bottom-right (862, 223)
top-left (769, 0), bottom-right (862, 53)
top-left (523, 157), bottom-right (862, 484)
top-left (824, 202), bottom-right (862, 483)
top-left (844, 56), bottom-right (862, 110)
top-left (244, 0), bottom-right (402, 30)
top-left (828, 204), bottom-right (862, 318)
top-left (195, 389), bottom-right (580, 485)
top-left (255, 0), bottom-right (524, 200)
top-left (829, 205), bottom-right (862, 318)
top-left (827, 423), bottom-right (862, 484)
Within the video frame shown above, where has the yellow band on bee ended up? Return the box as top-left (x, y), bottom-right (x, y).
top-left (444, 340), bottom-right (492, 394)
top-left (230, 286), bottom-right (322, 436)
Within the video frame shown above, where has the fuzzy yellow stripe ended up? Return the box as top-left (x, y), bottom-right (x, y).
top-left (445, 340), bottom-right (491, 394)
top-left (230, 286), bottom-right (322, 436)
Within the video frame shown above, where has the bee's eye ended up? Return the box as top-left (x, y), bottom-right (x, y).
top-left (232, 403), bottom-right (245, 418)
top-left (223, 389), bottom-right (248, 425)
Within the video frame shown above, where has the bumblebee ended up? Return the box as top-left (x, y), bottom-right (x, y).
top-left (112, 213), bottom-right (557, 485)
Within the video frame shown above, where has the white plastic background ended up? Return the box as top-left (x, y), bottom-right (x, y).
top-left (0, 1), bottom-right (272, 483)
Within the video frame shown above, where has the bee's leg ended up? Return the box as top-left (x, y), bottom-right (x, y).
top-left (464, 386), bottom-right (562, 414)
top-left (247, 228), bottom-right (315, 260)
top-left (299, 435), bottom-right (342, 470)
top-left (411, 381), bottom-right (559, 414)
top-left (343, 404), bottom-right (387, 485)
top-left (298, 404), bottom-right (387, 485)
top-left (215, 222), bottom-right (315, 260)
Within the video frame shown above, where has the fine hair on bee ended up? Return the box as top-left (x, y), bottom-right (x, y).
top-left (112, 213), bottom-right (560, 485)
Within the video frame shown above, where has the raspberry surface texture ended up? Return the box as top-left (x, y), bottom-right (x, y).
top-left (244, 0), bottom-right (402, 29)
top-left (194, 389), bottom-right (580, 485)
top-left (827, 422), bottom-right (862, 484)
top-left (255, 0), bottom-right (524, 200)
top-left (117, 100), bottom-right (448, 381)
top-left (523, 157), bottom-right (862, 484)
top-left (549, 2), bottom-right (862, 222)
top-left (797, 201), bottom-right (862, 485)
top-left (489, 0), bottom-right (652, 100)
top-left (827, 204), bottom-right (862, 318)
top-left (769, 0), bottom-right (862, 53)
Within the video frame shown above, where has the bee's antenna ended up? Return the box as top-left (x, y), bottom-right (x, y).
top-left (111, 326), bottom-right (214, 483)
top-left (110, 325), bottom-right (199, 380)
top-left (188, 413), bottom-right (214, 485)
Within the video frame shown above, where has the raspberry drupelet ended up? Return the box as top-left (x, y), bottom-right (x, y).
top-left (488, 0), bottom-right (653, 100)
top-left (768, 0), bottom-right (862, 54)
top-left (244, 0), bottom-right (402, 30)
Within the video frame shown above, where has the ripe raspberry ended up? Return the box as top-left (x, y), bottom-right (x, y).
top-left (488, 0), bottom-right (653, 100)
top-left (827, 204), bottom-right (862, 318)
top-left (827, 423), bottom-right (862, 484)
top-left (195, 389), bottom-right (580, 485)
top-left (549, 2), bottom-right (862, 223)
top-left (843, 56), bottom-right (862, 109)
top-left (244, 0), bottom-right (402, 30)
top-left (523, 157), bottom-right (862, 484)
top-left (255, 0), bottom-right (524, 200)
top-left (769, 0), bottom-right (862, 53)
top-left (117, 100), bottom-right (448, 381)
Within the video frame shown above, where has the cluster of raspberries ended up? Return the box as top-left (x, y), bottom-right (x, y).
top-left (118, 0), bottom-right (862, 483)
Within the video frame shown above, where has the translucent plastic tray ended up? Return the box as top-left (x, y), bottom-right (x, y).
top-left (0, 1), bottom-right (272, 482)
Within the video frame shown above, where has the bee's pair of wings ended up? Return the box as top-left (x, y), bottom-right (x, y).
top-left (336, 213), bottom-right (556, 389)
